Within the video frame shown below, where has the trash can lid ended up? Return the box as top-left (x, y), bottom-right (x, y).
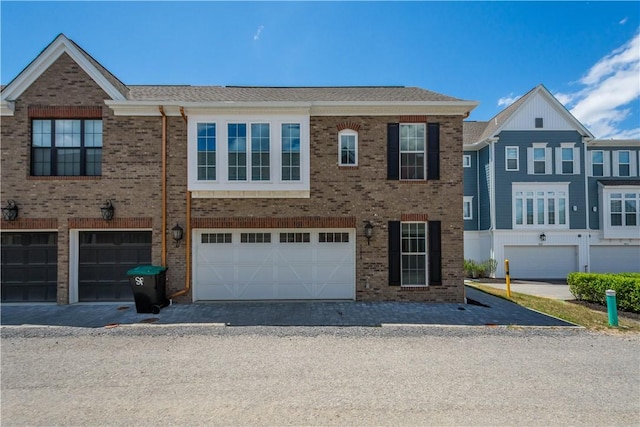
top-left (127, 265), bottom-right (167, 276)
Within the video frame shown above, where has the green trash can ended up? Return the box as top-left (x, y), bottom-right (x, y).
top-left (127, 265), bottom-right (169, 314)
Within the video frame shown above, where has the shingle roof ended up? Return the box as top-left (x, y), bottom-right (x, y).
top-left (463, 121), bottom-right (490, 145)
top-left (126, 85), bottom-right (464, 103)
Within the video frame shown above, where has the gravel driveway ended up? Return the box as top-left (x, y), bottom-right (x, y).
top-left (2, 326), bottom-right (639, 426)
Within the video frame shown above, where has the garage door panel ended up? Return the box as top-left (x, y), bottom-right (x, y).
top-left (1, 232), bottom-right (58, 302)
top-left (195, 229), bottom-right (355, 300)
top-left (591, 246), bottom-right (640, 273)
top-left (504, 245), bottom-right (577, 279)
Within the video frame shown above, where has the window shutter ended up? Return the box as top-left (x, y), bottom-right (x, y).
top-left (428, 221), bottom-right (442, 286)
top-left (555, 147), bottom-right (562, 175)
top-left (574, 147), bottom-right (581, 175)
top-left (545, 147), bottom-right (553, 175)
top-left (603, 151), bottom-right (611, 177)
top-left (427, 123), bottom-right (440, 180)
top-left (387, 123), bottom-right (399, 180)
top-left (527, 147), bottom-right (534, 174)
top-left (630, 153), bottom-right (638, 176)
top-left (388, 221), bottom-right (401, 286)
top-left (612, 151), bottom-right (620, 177)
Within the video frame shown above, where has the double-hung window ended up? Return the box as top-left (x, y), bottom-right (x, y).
top-left (197, 123), bottom-right (216, 180)
top-left (463, 155), bottom-right (471, 168)
top-left (338, 130), bottom-right (358, 166)
top-left (614, 151), bottom-right (635, 177)
top-left (555, 143), bottom-right (580, 175)
top-left (505, 147), bottom-right (519, 171)
top-left (281, 123), bottom-right (301, 181)
top-left (463, 197), bottom-right (473, 220)
top-left (527, 143), bottom-right (551, 175)
top-left (251, 124), bottom-right (270, 180)
top-left (561, 147), bottom-right (574, 174)
top-left (609, 192), bottom-right (639, 227)
top-left (228, 123), bottom-right (247, 181)
top-left (32, 119), bottom-right (102, 176)
top-left (401, 223), bottom-right (427, 286)
top-left (590, 150), bottom-right (605, 177)
top-left (400, 124), bottom-right (426, 180)
top-left (513, 183), bottom-right (568, 228)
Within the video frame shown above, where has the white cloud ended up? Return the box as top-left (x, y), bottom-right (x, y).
top-left (497, 94), bottom-right (521, 107)
top-left (559, 32), bottom-right (640, 139)
top-left (619, 17), bottom-right (628, 25)
top-left (253, 25), bottom-right (264, 41)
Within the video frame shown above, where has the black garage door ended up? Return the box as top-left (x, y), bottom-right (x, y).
top-left (78, 231), bottom-right (152, 302)
top-left (1, 232), bottom-right (58, 302)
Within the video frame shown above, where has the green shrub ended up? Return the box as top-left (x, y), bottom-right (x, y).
top-left (464, 258), bottom-right (497, 278)
top-left (567, 272), bottom-right (640, 313)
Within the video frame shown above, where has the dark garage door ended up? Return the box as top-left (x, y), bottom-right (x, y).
top-left (79, 231), bottom-right (152, 302)
top-left (1, 232), bottom-right (58, 302)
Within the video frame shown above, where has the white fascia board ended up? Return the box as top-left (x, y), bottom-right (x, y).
top-left (0, 101), bottom-right (15, 116)
top-left (1, 35), bottom-right (126, 103)
top-left (106, 100), bottom-right (478, 117)
top-left (589, 139), bottom-right (640, 147)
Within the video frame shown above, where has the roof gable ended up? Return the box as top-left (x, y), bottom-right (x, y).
top-left (473, 84), bottom-right (593, 143)
top-left (1, 34), bottom-right (128, 106)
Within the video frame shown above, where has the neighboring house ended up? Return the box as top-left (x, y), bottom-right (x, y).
top-left (463, 84), bottom-right (640, 279)
top-left (1, 34), bottom-right (477, 304)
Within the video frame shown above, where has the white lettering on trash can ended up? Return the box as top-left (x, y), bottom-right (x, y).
top-left (135, 277), bottom-right (144, 286)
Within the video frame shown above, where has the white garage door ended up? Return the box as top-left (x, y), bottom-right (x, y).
top-left (504, 245), bottom-right (578, 279)
top-left (194, 229), bottom-right (355, 300)
top-left (590, 246), bottom-right (640, 273)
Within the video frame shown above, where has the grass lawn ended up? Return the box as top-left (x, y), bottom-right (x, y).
top-left (472, 284), bottom-right (640, 333)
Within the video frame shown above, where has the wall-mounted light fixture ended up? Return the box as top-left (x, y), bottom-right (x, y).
top-left (100, 200), bottom-right (114, 221)
top-left (364, 220), bottom-right (374, 245)
top-left (592, 206), bottom-right (598, 212)
top-left (572, 205), bottom-right (578, 212)
top-left (539, 232), bottom-right (546, 242)
top-left (2, 200), bottom-right (19, 221)
top-left (172, 223), bottom-right (184, 247)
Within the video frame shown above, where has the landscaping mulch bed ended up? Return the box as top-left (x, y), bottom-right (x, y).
top-left (568, 299), bottom-right (640, 321)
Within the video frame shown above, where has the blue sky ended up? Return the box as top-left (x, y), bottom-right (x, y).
top-left (2, 1), bottom-right (639, 138)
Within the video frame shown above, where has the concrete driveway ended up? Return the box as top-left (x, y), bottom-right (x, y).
top-left (467, 279), bottom-right (575, 300)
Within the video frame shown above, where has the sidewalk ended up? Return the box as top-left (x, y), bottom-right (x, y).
top-left (0, 286), bottom-right (575, 329)
top-left (467, 279), bottom-right (574, 300)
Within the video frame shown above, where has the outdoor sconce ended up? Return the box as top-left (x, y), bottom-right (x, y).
top-left (364, 220), bottom-right (374, 245)
top-left (539, 232), bottom-right (546, 242)
top-left (2, 200), bottom-right (19, 221)
top-left (572, 205), bottom-right (578, 212)
top-left (100, 200), bottom-right (114, 221)
top-left (172, 223), bottom-right (184, 247)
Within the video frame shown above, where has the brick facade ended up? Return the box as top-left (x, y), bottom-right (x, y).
top-left (2, 47), bottom-right (466, 304)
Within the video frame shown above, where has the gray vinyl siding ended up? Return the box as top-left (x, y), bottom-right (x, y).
top-left (586, 146), bottom-right (640, 230)
top-left (494, 131), bottom-right (586, 230)
top-left (463, 150), bottom-right (478, 230)
top-left (478, 146), bottom-right (491, 230)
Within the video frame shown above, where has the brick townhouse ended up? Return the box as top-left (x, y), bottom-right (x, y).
top-left (1, 34), bottom-right (477, 304)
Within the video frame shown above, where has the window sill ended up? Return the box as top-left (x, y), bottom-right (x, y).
top-left (28, 176), bottom-right (101, 181)
top-left (338, 165), bottom-right (359, 170)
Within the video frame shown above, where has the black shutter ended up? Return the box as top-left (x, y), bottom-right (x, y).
top-left (427, 123), bottom-right (440, 180)
top-left (388, 221), bottom-right (401, 286)
top-left (428, 221), bottom-right (442, 285)
top-left (387, 123), bottom-right (399, 180)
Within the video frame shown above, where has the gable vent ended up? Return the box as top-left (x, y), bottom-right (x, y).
top-left (535, 117), bottom-right (543, 128)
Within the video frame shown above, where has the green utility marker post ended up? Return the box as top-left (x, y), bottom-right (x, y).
top-left (605, 289), bottom-right (619, 327)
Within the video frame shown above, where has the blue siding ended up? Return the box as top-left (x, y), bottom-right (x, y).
top-left (478, 146), bottom-right (491, 230)
top-left (463, 151), bottom-right (478, 230)
top-left (494, 131), bottom-right (586, 230)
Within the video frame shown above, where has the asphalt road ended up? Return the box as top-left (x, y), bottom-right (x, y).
top-left (2, 326), bottom-right (639, 426)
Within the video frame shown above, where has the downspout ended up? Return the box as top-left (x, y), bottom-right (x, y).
top-left (583, 137), bottom-right (592, 272)
top-left (160, 106), bottom-right (167, 266)
top-left (169, 109), bottom-right (191, 300)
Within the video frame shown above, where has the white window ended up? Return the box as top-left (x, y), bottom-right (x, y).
top-left (555, 143), bottom-right (580, 175)
top-left (505, 147), bottom-right (519, 171)
top-left (338, 129), bottom-right (358, 166)
top-left (590, 150), bottom-right (607, 177)
top-left (527, 143), bottom-right (552, 175)
top-left (599, 185), bottom-right (640, 238)
top-left (613, 150), bottom-right (637, 177)
top-left (401, 222), bottom-right (426, 286)
top-left (609, 192), bottom-right (639, 227)
top-left (463, 154), bottom-right (471, 168)
top-left (463, 196), bottom-right (473, 220)
top-left (513, 183), bottom-right (569, 228)
top-left (188, 115), bottom-right (309, 198)
top-left (400, 123), bottom-right (426, 180)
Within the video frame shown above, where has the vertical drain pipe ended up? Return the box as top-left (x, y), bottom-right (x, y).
top-left (159, 106), bottom-right (167, 267)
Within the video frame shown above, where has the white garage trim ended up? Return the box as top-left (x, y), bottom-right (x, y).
top-left (590, 245), bottom-right (640, 273)
top-left (193, 228), bottom-right (356, 301)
